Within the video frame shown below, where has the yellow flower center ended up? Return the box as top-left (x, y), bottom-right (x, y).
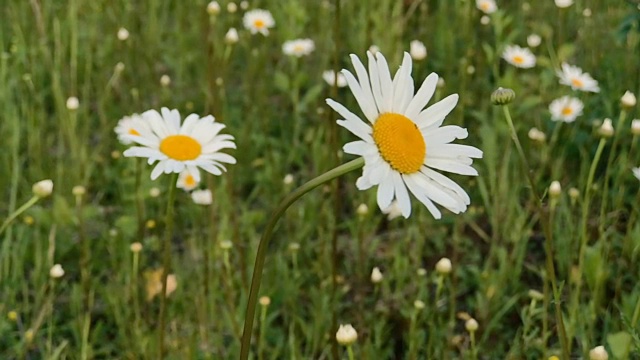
top-left (128, 128), bottom-right (140, 136)
top-left (561, 106), bottom-right (573, 116)
top-left (185, 174), bottom-right (196, 187)
top-left (571, 78), bottom-right (583, 88)
top-left (159, 135), bottom-right (202, 161)
top-left (480, 2), bottom-right (489, 10)
top-left (512, 55), bottom-right (524, 64)
top-left (254, 19), bottom-right (265, 29)
top-left (372, 113), bottom-right (426, 174)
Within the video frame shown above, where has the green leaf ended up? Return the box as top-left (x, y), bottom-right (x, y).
top-left (608, 331), bottom-right (632, 359)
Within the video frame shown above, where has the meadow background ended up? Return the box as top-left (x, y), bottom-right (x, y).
top-left (1, 0), bottom-right (640, 358)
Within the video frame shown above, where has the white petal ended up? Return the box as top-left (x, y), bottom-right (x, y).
top-left (343, 141), bottom-right (372, 155)
top-left (392, 171), bottom-right (412, 218)
top-left (367, 52), bottom-right (385, 116)
top-left (421, 167), bottom-right (471, 205)
top-left (416, 94), bottom-right (459, 129)
top-left (150, 162), bottom-right (166, 180)
top-left (392, 52), bottom-right (413, 113)
top-left (342, 69), bottom-right (378, 123)
top-left (336, 119), bottom-right (373, 142)
top-left (376, 173), bottom-right (395, 211)
top-left (350, 54), bottom-right (380, 114)
top-left (375, 53), bottom-right (394, 112)
top-left (404, 73), bottom-right (438, 121)
top-left (144, 109), bottom-right (171, 139)
top-left (180, 114), bottom-right (201, 135)
top-left (423, 125), bottom-right (468, 144)
top-left (403, 174), bottom-right (441, 219)
top-left (425, 158), bottom-right (478, 176)
top-left (202, 140), bottom-right (237, 154)
top-left (356, 175), bottom-right (374, 190)
top-left (428, 143), bottom-right (483, 159)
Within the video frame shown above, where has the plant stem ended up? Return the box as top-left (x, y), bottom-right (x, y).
top-left (158, 173), bottom-right (179, 360)
top-left (501, 105), bottom-right (570, 358)
top-left (239, 158), bottom-right (364, 359)
top-left (0, 196), bottom-right (41, 236)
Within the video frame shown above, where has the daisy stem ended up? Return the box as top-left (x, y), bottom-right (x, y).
top-left (501, 105), bottom-right (570, 358)
top-left (158, 172), bottom-right (179, 360)
top-left (239, 157), bottom-right (364, 360)
top-left (0, 196), bottom-right (40, 237)
top-left (135, 158), bottom-right (145, 242)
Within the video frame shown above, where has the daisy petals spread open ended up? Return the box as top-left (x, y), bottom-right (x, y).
top-left (327, 52), bottom-right (483, 219)
top-left (123, 108), bottom-right (236, 180)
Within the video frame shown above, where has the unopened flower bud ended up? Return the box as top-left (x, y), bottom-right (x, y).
top-left (621, 91), bottom-right (637, 108)
top-left (225, 28), bottom-right (239, 44)
top-left (370, 267), bottom-right (383, 283)
top-left (117, 27), bottom-right (129, 41)
top-left (160, 74), bottom-right (171, 87)
top-left (227, 2), bottom-right (237, 13)
top-left (259, 296), bottom-right (271, 306)
top-left (589, 345), bottom-right (608, 360)
top-left (528, 127), bottom-right (547, 142)
top-left (549, 181), bottom-right (561, 198)
top-left (49, 264), bottom-right (65, 278)
top-left (206, 1), bottom-right (220, 15)
top-left (66, 96), bottom-right (79, 110)
top-left (32, 179), bottom-right (53, 198)
top-left (435, 257), bottom-right (452, 275)
top-left (336, 324), bottom-right (358, 345)
top-left (356, 203), bottom-right (369, 216)
top-left (527, 34), bottom-right (541, 48)
top-left (631, 119), bottom-right (640, 136)
top-left (465, 318), bottom-right (479, 332)
top-left (598, 118), bottom-right (614, 138)
top-left (149, 187), bottom-right (161, 198)
top-left (130, 242), bottom-right (143, 253)
top-left (528, 289), bottom-right (544, 301)
top-left (491, 87), bottom-right (516, 105)
top-left (219, 240), bottom-right (233, 250)
top-left (414, 300), bottom-right (425, 310)
top-left (72, 185), bottom-right (86, 196)
top-left (283, 174), bottom-right (294, 185)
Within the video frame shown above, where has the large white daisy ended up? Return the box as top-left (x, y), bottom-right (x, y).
top-left (123, 108), bottom-right (236, 181)
top-left (326, 52), bottom-right (483, 219)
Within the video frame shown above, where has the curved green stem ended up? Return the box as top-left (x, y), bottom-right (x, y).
top-left (0, 196), bottom-right (40, 236)
top-left (239, 158), bottom-right (364, 359)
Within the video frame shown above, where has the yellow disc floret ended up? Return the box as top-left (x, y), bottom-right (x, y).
top-left (160, 135), bottom-right (202, 161)
top-left (372, 113), bottom-right (426, 174)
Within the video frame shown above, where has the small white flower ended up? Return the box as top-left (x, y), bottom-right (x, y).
top-left (435, 257), bottom-right (452, 275)
top-left (528, 127), bottom-right (547, 142)
top-left (283, 174), bottom-right (294, 185)
top-left (149, 187), bottom-right (161, 198)
top-left (322, 70), bottom-right (347, 88)
top-left (527, 34), bottom-right (541, 48)
top-left (176, 170), bottom-right (199, 191)
top-left (557, 63), bottom-right (600, 93)
top-left (243, 9), bottom-right (275, 36)
top-left (409, 40), bottom-right (427, 61)
top-left (589, 345), bottom-right (608, 360)
top-left (631, 119), bottom-right (640, 135)
top-left (549, 181), bottom-right (562, 198)
top-left (227, 2), bottom-right (237, 13)
top-left (466, 65), bottom-right (475, 75)
top-left (382, 200), bottom-right (403, 220)
top-left (465, 318), bottom-right (479, 332)
top-left (117, 27), bottom-right (129, 41)
top-left (160, 75), bottom-right (171, 87)
top-left (480, 15), bottom-right (490, 25)
top-left (370, 267), bottom-right (383, 283)
top-left (621, 91), bottom-right (637, 108)
top-left (476, 0), bottom-right (497, 14)
top-left (115, 62), bottom-right (125, 73)
top-left (501, 45), bottom-right (536, 68)
top-left (49, 264), bottom-right (65, 278)
top-left (240, 1), bottom-right (249, 10)
top-left (599, 118), bottom-right (614, 138)
top-left (413, 300), bottom-right (425, 310)
top-left (114, 114), bottom-right (146, 145)
top-left (206, 1), bottom-right (220, 15)
top-left (130, 242), bottom-right (143, 253)
top-left (356, 203), bottom-right (369, 216)
top-left (554, 0), bottom-right (573, 8)
top-left (33, 179), bottom-right (54, 198)
top-left (549, 96), bottom-right (584, 123)
top-left (225, 28), bottom-right (239, 44)
top-left (66, 96), bottom-right (79, 110)
top-left (336, 324), bottom-right (358, 345)
top-left (282, 38), bottom-right (315, 57)
top-left (191, 189), bottom-right (213, 205)
top-left (583, 8), bottom-right (592, 17)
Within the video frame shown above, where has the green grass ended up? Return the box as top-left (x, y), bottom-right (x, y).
top-left (1, 0), bottom-right (640, 358)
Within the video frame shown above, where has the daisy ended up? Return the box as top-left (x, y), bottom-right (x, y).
top-left (323, 70), bottom-right (348, 88)
top-left (501, 45), bottom-right (536, 68)
top-left (115, 114), bottom-right (145, 145)
top-left (243, 9), bottom-right (275, 36)
top-left (549, 96), bottom-right (584, 122)
top-left (177, 169), bottom-right (200, 191)
top-left (282, 38), bottom-right (315, 57)
top-left (557, 63), bottom-right (600, 93)
top-left (326, 52), bottom-right (483, 219)
top-left (123, 108), bottom-right (236, 180)
top-left (476, 0), bottom-right (497, 14)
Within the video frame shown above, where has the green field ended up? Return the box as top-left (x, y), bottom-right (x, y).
top-left (1, 0), bottom-right (640, 358)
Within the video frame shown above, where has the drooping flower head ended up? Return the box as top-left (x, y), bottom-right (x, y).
top-left (177, 169), bottom-right (200, 191)
top-left (243, 9), bottom-right (275, 36)
top-left (501, 45), bottom-right (536, 69)
top-left (123, 108), bottom-right (236, 180)
top-left (557, 63), bottom-right (600, 93)
top-left (549, 96), bottom-right (584, 122)
top-left (326, 52), bottom-right (483, 219)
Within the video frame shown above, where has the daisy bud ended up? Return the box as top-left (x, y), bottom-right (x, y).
top-left (72, 185), bottom-right (86, 197)
top-left (206, 1), bottom-right (220, 15)
top-left (437, 78), bottom-right (445, 88)
top-left (527, 289), bottom-right (544, 301)
top-left (528, 127), bottom-right (547, 142)
top-left (583, 8), bottom-right (592, 17)
top-left (49, 264), bottom-right (65, 278)
top-left (569, 187), bottom-right (580, 200)
top-left (283, 174), bottom-right (294, 185)
top-left (589, 345), bottom-right (608, 360)
top-left (554, 0), bottom-right (573, 8)
top-left (149, 187), bottom-right (161, 198)
top-left (117, 27), bottom-right (129, 41)
top-left (160, 75), bottom-right (171, 87)
top-left (435, 257), bottom-right (452, 275)
top-left (219, 240), bottom-right (233, 250)
top-left (130, 242), bottom-right (143, 253)
top-left (465, 318), bottom-right (479, 332)
top-left (409, 40), bottom-right (427, 61)
top-left (598, 118), bottom-right (614, 138)
top-left (225, 28), bottom-right (239, 44)
top-left (621, 91), bottom-right (637, 108)
top-left (527, 34), bottom-right (541, 48)
top-left (356, 203), bottom-right (369, 216)
top-left (368, 45), bottom-right (380, 55)
top-left (115, 62), bottom-right (125, 73)
top-left (466, 65), bottom-right (475, 75)
top-left (480, 15), bottom-right (490, 25)
top-left (631, 119), bottom-right (640, 135)
top-left (416, 268), bottom-right (427, 277)
top-left (288, 242), bottom-right (300, 252)
top-left (336, 324), bottom-right (358, 346)
top-left (491, 87), bottom-right (516, 106)
top-left (370, 267), bottom-right (383, 283)
top-left (191, 189), bottom-right (213, 205)
top-left (25, 329), bottom-right (34, 343)
top-left (549, 181), bottom-right (561, 198)
top-left (227, 2), bottom-right (237, 13)
top-left (32, 179), bottom-right (54, 198)
top-left (414, 300), bottom-right (425, 310)
top-left (259, 296), bottom-right (271, 306)
top-left (7, 311), bottom-right (17, 321)
top-left (23, 216), bottom-right (34, 225)
top-left (109, 228), bottom-right (118, 237)
top-left (146, 219), bottom-right (156, 229)
top-left (66, 96), bottom-right (79, 110)
top-left (548, 356), bottom-right (560, 360)
top-left (240, 1), bottom-right (249, 10)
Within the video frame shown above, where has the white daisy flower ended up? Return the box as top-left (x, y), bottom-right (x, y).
top-left (323, 70), bottom-right (348, 88)
top-left (326, 52), bottom-right (483, 219)
top-left (557, 63), bottom-right (600, 93)
top-left (177, 169), bottom-right (200, 191)
top-left (123, 108), bottom-right (236, 180)
top-left (282, 38), bottom-right (315, 57)
top-left (501, 45), bottom-right (536, 68)
top-left (115, 114), bottom-right (145, 145)
top-left (476, 0), bottom-right (497, 14)
top-left (243, 9), bottom-right (275, 36)
top-left (549, 96), bottom-right (584, 123)
top-left (191, 189), bottom-right (213, 205)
